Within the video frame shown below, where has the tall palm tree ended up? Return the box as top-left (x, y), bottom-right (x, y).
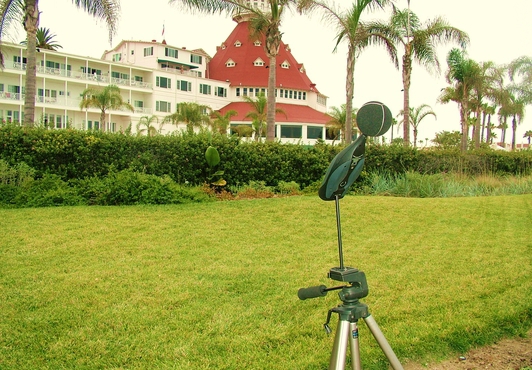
top-left (20, 26), bottom-right (62, 50)
top-left (0, 0), bottom-right (120, 127)
top-left (242, 93), bottom-right (285, 141)
top-left (367, 7), bottom-right (469, 146)
top-left (211, 109), bottom-right (238, 135)
top-left (397, 103), bottom-right (436, 148)
top-left (163, 102), bottom-right (212, 133)
top-left (439, 48), bottom-right (481, 152)
top-left (136, 115), bottom-right (160, 137)
top-left (469, 61), bottom-right (504, 148)
top-left (170, 0), bottom-right (298, 142)
top-left (79, 84), bottom-right (133, 132)
top-left (299, 0), bottom-right (397, 144)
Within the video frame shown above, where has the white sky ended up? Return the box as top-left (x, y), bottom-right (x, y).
top-left (31, 0), bottom-right (532, 145)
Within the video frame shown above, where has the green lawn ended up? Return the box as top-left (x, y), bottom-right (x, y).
top-left (1, 195), bottom-right (531, 369)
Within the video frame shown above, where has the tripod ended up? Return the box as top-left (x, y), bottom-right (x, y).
top-left (298, 195), bottom-right (404, 370)
top-left (299, 103), bottom-right (402, 369)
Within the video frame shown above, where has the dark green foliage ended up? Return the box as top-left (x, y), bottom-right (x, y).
top-left (71, 170), bottom-right (210, 206)
top-left (0, 126), bottom-right (531, 195)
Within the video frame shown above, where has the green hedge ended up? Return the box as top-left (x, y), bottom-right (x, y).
top-left (0, 125), bottom-right (531, 189)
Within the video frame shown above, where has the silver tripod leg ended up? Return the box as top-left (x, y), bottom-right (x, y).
top-left (329, 321), bottom-right (362, 370)
top-left (363, 315), bottom-right (404, 370)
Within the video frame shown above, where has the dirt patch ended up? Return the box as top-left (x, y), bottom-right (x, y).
top-left (403, 330), bottom-right (532, 370)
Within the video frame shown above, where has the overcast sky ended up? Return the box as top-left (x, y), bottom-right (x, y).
top-left (28, 0), bottom-right (532, 145)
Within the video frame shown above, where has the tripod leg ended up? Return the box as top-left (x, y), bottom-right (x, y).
top-left (349, 322), bottom-right (362, 370)
top-left (363, 314), bottom-right (404, 370)
top-left (329, 319), bottom-right (350, 370)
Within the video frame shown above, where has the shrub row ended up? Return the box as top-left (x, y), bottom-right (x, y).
top-left (0, 167), bottom-right (211, 208)
top-left (0, 125), bottom-right (531, 188)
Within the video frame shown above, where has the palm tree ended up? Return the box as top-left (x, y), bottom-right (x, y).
top-left (136, 115), bottom-right (160, 137)
top-left (367, 6), bottom-right (469, 146)
top-left (524, 130), bottom-right (532, 145)
top-left (469, 61), bottom-right (504, 148)
top-left (20, 26), bottom-right (62, 50)
top-left (79, 85), bottom-right (133, 132)
top-left (508, 55), bottom-right (532, 103)
top-left (242, 93), bottom-right (285, 141)
top-left (211, 109), bottom-right (238, 135)
top-left (163, 102), bottom-right (212, 133)
top-left (325, 104), bottom-right (357, 143)
top-left (0, 0), bottom-right (120, 127)
top-left (299, 0), bottom-right (397, 144)
top-left (481, 103), bottom-right (496, 144)
top-left (397, 104), bottom-right (436, 148)
top-left (170, 0), bottom-right (298, 142)
top-left (438, 48), bottom-right (481, 152)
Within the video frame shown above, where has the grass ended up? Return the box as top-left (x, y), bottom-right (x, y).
top-left (1, 194), bottom-right (532, 369)
top-left (360, 172), bottom-right (532, 197)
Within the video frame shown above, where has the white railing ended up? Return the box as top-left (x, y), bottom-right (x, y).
top-left (0, 92), bottom-right (22, 100)
top-left (156, 66), bottom-right (201, 78)
top-left (5, 61), bottom-right (153, 89)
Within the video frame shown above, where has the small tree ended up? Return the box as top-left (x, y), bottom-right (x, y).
top-left (136, 115), bottom-right (160, 137)
top-left (79, 85), bottom-right (133, 132)
top-left (164, 102), bottom-right (211, 133)
top-left (397, 104), bottom-right (436, 148)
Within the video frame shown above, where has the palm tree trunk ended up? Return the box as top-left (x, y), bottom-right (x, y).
top-left (485, 114), bottom-right (491, 143)
top-left (402, 47), bottom-right (412, 147)
top-left (100, 111), bottom-right (106, 132)
top-left (23, 0), bottom-right (40, 127)
top-left (266, 55), bottom-right (276, 141)
top-left (344, 44), bottom-right (356, 145)
top-left (460, 103), bottom-right (468, 152)
top-left (474, 110), bottom-right (481, 148)
top-left (511, 116), bottom-right (517, 151)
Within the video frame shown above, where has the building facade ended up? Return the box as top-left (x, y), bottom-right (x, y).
top-left (0, 17), bottom-right (333, 144)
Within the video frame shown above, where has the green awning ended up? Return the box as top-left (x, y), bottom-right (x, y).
top-left (157, 59), bottom-right (199, 69)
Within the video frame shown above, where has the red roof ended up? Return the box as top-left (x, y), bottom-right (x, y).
top-left (208, 20), bottom-right (320, 93)
top-left (217, 102), bottom-right (330, 124)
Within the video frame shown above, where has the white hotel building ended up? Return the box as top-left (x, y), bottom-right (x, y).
top-left (0, 15), bottom-right (332, 144)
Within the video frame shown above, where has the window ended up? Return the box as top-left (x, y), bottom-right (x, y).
top-left (112, 53), bottom-right (121, 62)
top-left (234, 40), bottom-right (242, 47)
top-left (242, 87), bottom-right (248, 97)
top-left (254, 58), bottom-right (265, 67)
top-left (144, 47), bottom-right (154, 57)
top-left (281, 60), bottom-right (290, 69)
top-left (199, 84), bottom-right (211, 95)
top-left (254, 40), bottom-right (262, 46)
top-left (307, 126), bottom-right (323, 140)
top-left (190, 55), bottom-right (202, 64)
top-left (165, 47), bottom-right (178, 58)
top-left (177, 80), bottom-right (192, 91)
top-left (131, 50), bottom-right (135, 55)
top-left (236, 88), bottom-right (240, 97)
top-left (134, 76), bottom-right (143, 82)
top-left (156, 76), bottom-right (171, 89)
top-left (281, 125), bottom-right (302, 139)
top-left (156, 101), bottom-right (172, 113)
top-left (215, 87), bottom-right (227, 97)
top-left (225, 59), bottom-right (235, 67)
top-left (13, 56), bottom-right (27, 64)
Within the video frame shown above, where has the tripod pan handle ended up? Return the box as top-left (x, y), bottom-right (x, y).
top-left (298, 285), bottom-right (328, 300)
